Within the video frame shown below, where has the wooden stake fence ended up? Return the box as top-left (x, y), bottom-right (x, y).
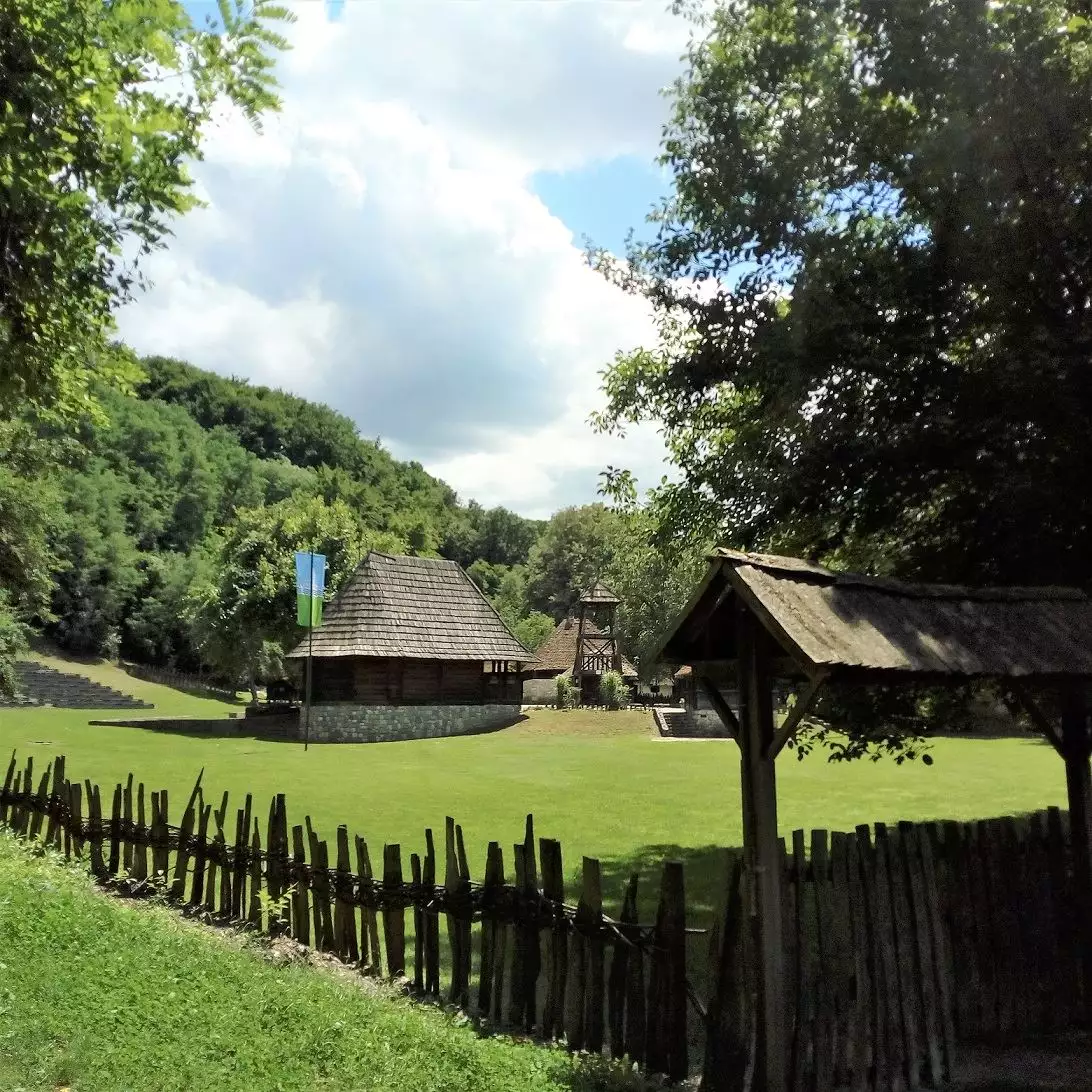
top-left (0, 753), bottom-right (691, 1080)
top-left (1, 752), bottom-right (1081, 1090)
top-left (704, 810), bottom-right (1083, 1092)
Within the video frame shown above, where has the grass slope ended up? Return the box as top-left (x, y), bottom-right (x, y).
top-left (0, 833), bottom-right (636, 1092)
top-left (22, 643), bottom-right (244, 718)
top-left (1, 650), bottom-right (1069, 925)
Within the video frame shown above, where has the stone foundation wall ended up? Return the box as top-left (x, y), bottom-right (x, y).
top-left (304, 703), bottom-right (522, 743)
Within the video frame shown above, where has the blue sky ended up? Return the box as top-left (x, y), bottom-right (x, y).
top-left (531, 154), bottom-right (669, 257)
top-left (124, 1), bottom-right (690, 517)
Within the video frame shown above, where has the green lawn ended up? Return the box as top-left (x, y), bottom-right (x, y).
top-left (0, 832), bottom-right (639, 1092)
top-left (0, 652), bottom-right (1070, 927)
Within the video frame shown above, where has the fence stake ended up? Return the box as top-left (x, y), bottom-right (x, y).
top-left (88, 783), bottom-right (106, 877)
top-left (356, 835), bottom-right (380, 973)
top-left (68, 781), bottom-right (83, 860)
top-left (108, 783), bottom-right (122, 877)
top-left (123, 773), bottom-right (134, 873)
top-left (511, 843), bottom-right (528, 1026)
top-left (490, 843), bottom-right (509, 1026)
top-left (292, 824), bottom-right (311, 947)
top-left (314, 836), bottom-right (335, 949)
top-left (520, 815), bottom-right (540, 1032)
top-left (383, 843), bottom-right (405, 978)
top-left (582, 856), bottom-right (605, 1054)
top-left (811, 829), bottom-right (837, 1092)
top-left (132, 783), bottom-right (148, 884)
top-left (411, 851), bottom-right (424, 991)
top-left (0, 751), bottom-right (15, 825)
top-left (191, 798), bottom-right (211, 906)
top-left (539, 838), bottom-right (567, 1041)
top-left (215, 792), bottom-right (232, 919)
top-left (29, 765), bottom-right (50, 842)
top-left (455, 824), bottom-right (473, 1009)
top-left (336, 825), bottom-right (359, 963)
top-left (422, 829), bottom-right (440, 994)
top-left (445, 818), bottom-right (467, 1006)
top-left (607, 871), bottom-right (635, 1060)
top-left (45, 756), bottom-right (63, 848)
top-left (234, 795), bottom-right (252, 921)
top-left (479, 841), bottom-right (502, 1017)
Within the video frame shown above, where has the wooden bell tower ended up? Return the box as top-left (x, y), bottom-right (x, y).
top-left (572, 581), bottom-right (623, 700)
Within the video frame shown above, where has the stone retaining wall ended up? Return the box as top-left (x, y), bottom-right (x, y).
top-left (305, 703), bottom-right (522, 743)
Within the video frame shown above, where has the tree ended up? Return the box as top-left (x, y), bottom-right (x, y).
top-left (512, 612), bottom-right (555, 653)
top-left (595, 0), bottom-right (1092, 589)
top-left (0, 0), bottom-right (290, 420)
top-left (0, 422), bottom-right (61, 625)
top-left (602, 511), bottom-right (706, 678)
top-left (185, 497), bottom-right (405, 696)
top-left (0, 590), bottom-right (29, 698)
top-left (525, 505), bottom-right (623, 618)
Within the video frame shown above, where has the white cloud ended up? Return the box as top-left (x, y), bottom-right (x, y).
top-left (117, 0), bottom-right (687, 515)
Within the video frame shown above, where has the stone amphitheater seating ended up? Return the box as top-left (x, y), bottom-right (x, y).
top-left (1, 662), bottom-right (153, 710)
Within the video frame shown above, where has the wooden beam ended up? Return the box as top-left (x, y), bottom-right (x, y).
top-left (735, 600), bottom-right (787, 1092)
top-left (1009, 680), bottom-right (1066, 754)
top-left (766, 672), bottom-right (828, 760)
top-left (697, 676), bottom-right (740, 740)
top-left (678, 578), bottom-right (733, 649)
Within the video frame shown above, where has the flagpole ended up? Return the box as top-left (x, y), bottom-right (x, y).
top-left (304, 549), bottom-right (314, 751)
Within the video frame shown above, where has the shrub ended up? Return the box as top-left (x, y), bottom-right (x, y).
top-left (101, 627), bottom-right (122, 663)
top-left (555, 674), bottom-right (579, 710)
top-left (599, 670), bottom-right (629, 710)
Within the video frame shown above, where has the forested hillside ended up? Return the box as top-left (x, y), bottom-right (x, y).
top-left (0, 356), bottom-right (695, 692)
top-left (1, 358), bottom-right (546, 685)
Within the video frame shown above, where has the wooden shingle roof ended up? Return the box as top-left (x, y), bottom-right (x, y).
top-left (287, 553), bottom-right (534, 662)
top-left (580, 581), bottom-right (620, 605)
top-left (656, 548), bottom-right (1092, 679)
top-left (530, 617), bottom-right (638, 678)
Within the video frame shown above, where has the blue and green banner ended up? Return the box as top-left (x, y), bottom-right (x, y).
top-left (295, 551), bottom-right (326, 627)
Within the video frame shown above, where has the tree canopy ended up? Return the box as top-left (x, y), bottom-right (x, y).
top-left (596, 0), bottom-right (1092, 589)
top-left (0, 0), bottom-right (291, 420)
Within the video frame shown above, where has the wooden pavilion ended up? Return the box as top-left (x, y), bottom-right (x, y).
top-left (286, 552), bottom-right (534, 742)
top-left (654, 548), bottom-right (1092, 1092)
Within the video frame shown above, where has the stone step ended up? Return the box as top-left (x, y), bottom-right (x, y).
top-left (9, 662), bottom-right (153, 710)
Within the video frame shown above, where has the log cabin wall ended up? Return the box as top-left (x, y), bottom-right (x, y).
top-left (311, 657), bottom-right (521, 705)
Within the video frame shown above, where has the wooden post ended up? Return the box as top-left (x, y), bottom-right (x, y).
top-left (736, 601), bottom-right (786, 1092)
top-left (1060, 685), bottom-right (1092, 1007)
top-left (572, 603), bottom-right (587, 703)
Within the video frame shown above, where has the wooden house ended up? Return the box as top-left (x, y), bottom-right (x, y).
top-left (286, 552), bottom-right (534, 742)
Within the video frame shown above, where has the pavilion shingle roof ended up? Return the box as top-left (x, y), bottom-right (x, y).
top-left (530, 617), bottom-right (638, 678)
top-left (657, 548), bottom-right (1092, 679)
top-left (287, 553), bottom-right (534, 662)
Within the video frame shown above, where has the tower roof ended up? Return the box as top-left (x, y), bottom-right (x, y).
top-left (580, 581), bottom-right (620, 605)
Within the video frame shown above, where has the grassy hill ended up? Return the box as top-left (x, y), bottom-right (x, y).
top-left (21, 640), bottom-right (243, 717)
top-left (0, 832), bottom-right (635, 1092)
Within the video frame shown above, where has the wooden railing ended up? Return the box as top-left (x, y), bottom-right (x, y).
top-left (123, 662), bottom-right (239, 701)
